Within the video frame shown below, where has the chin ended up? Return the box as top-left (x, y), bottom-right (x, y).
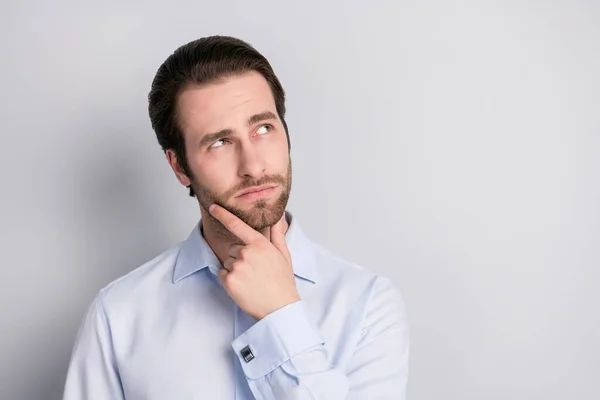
top-left (226, 202), bottom-right (280, 230)
top-left (244, 208), bottom-right (282, 230)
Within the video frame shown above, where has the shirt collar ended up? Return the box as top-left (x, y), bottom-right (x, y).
top-left (172, 211), bottom-right (318, 284)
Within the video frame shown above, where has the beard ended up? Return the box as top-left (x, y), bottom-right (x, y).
top-left (193, 161), bottom-right (292, 232)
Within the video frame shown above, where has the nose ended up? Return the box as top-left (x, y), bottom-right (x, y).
top-left (237, 142), bottom-right (266, 179)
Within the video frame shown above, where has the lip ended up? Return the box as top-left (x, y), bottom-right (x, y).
top-left (236, 185), bottom-right (278, 198)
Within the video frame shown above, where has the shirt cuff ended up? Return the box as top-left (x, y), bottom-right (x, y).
top-left (231, 300), bottom-right (325, 380)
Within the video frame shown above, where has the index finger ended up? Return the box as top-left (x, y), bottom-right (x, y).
top-left (208, 204), bottom-right (263, 244)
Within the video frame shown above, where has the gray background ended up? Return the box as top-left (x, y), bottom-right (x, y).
top-left (1, 0), bottom-right (599, 399)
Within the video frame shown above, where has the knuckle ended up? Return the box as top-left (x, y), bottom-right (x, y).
top-left (231, 259), bottom-right (243, 271)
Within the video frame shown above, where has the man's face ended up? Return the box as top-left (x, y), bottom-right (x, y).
top-left (174, 71), bottom-right (291, 231)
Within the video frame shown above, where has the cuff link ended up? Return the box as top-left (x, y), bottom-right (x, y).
top-left (240, 345), bottom-right (255, 363)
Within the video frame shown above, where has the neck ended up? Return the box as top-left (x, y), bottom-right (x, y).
top-left (199, 206), bottom-right (289, 266)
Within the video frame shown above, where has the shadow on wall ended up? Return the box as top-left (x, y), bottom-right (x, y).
top-left (31, 116), bottom-right (173, 400)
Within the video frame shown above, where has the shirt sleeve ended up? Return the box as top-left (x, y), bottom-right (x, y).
top-left (62, 293), bottom-right (125, 400)
top-left (231, 276), bottom-right (410, 400)
top-left (345, 276), bottom-right (410, 399)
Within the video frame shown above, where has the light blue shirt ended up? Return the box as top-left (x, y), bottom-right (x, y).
top-left (63, 212), bottom-right (409, 399)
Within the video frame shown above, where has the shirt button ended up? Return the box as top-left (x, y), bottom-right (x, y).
top-left (240, 345), bottom-right (255, 363)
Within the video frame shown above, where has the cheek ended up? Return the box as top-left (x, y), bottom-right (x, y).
top-left (267, 135), bottom-right (290, 169)
top-left (278, 145), bottom-right (291, 174)
top-left (191, 158), bottom-right (234, 194)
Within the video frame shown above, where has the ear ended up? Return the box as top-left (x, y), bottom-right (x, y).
top-left (166, 149), bottom-right (191, 187)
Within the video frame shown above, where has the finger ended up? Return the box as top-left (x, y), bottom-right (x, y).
top-left (223, 257), bottom-right (235, 272)
top-left (209, 204), bottom-right (263, 245)
top-left (270, 213), bottom-right (291, 262)
top-left (271, 212), bottom-right (287, 235)
top-left (218, 268), bottom-right (228, 285)
top-left (228, 244), bottom-right (245, 259)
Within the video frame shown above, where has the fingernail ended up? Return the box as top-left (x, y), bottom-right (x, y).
top-left (209, 204), bottom-right (216, 213)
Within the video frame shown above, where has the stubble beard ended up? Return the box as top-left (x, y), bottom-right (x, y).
top-left (194, 162), bottom-right (292, 234)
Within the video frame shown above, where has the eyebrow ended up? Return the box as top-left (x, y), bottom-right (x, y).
top-left (247, 111), bottom-right (278, 126)
top-left (199, 111), bottom-right (279, 147)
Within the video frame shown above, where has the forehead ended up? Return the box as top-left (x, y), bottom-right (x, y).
top-left (176, 71), bottom-right (277, 136)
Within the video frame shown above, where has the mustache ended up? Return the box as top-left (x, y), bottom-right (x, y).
top-left (224, 174), bottom-right (288, 199)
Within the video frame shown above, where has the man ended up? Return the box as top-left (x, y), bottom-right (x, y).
top-left (63, 35), bottom-right (409, 400)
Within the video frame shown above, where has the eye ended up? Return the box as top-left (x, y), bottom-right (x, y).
top-left (209, 139), bottom-right (227, 148)
top-left (256, 124), bottom-right (272, 135)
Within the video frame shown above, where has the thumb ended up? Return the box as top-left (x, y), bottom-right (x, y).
top-left (270, 214), bottom-right (291, 262)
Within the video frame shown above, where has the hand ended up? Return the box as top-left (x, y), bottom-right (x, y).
top-left (209, 204), bottom-right (301, 320)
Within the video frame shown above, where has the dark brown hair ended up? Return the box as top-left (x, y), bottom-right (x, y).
top-left (148, 35), bottom-right (289, 197)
